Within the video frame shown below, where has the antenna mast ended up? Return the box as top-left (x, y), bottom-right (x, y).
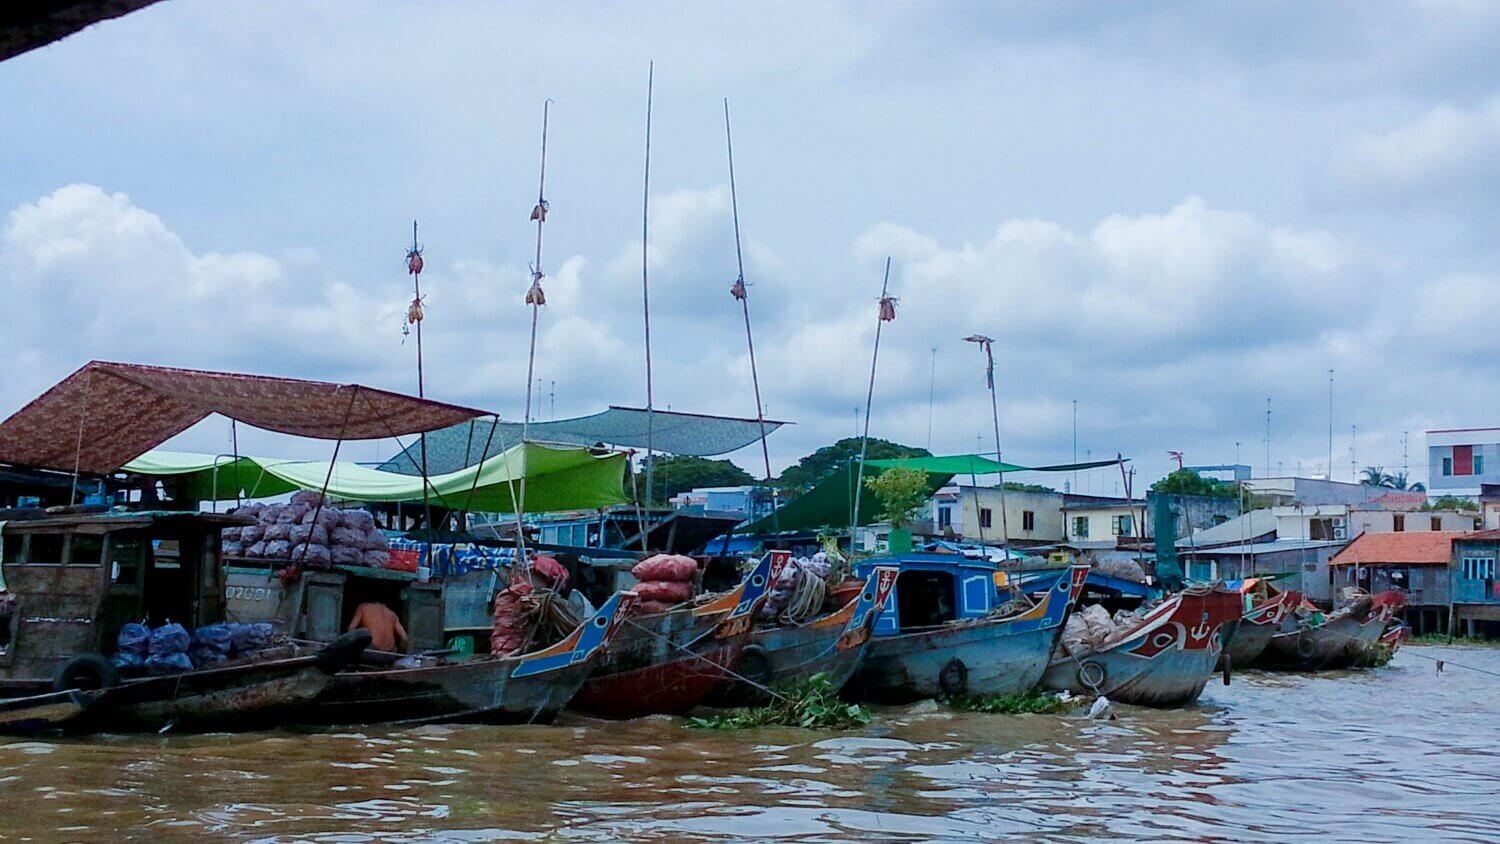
top-left (514, 98), bottom-right (553, 556)
top-left (724, 98), bottom-right (779, 530)
top-left (641, 63), bottom-right (657, 514)
top-left (849, 258), bottom-right (895, 545)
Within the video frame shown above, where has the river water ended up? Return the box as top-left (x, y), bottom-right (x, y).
top-left (3, 645), bottom-right (1497, 842)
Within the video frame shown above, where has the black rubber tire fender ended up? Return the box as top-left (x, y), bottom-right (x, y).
top-left (317, 629), bottom-right (372, 674)
top-left (53, 653), bottom-right (118, 693)
top-left (1296, 634), bottom-right (1317, 666)
top-left (1078, 659), bottom-right (1107, 692)
top-left (734, 644), bottom-right (774, 688)
top-left (938, 658), bottom-right (968, 696)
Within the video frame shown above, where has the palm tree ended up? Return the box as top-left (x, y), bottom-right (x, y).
top-left (1360, 466), bottom-right (1393, 487)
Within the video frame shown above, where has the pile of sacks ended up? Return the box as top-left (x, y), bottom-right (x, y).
top-left (221, 491), bottom-right (390, 568)
top-left (759, 552), bottom-right (834, 622)
top-left (1094, 556), bottom-right (1147, 584)
top-left (1060, 603), bottom-right (1146, 653)
top-left (491, 554), bottom-right (571, 655)
top-left (629, 554), bottom-right (699, 613)
top-left (111, 621), bottom-right (280, 674)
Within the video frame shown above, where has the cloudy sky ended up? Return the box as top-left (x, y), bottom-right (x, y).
top-left (3, 1), bottom-right (1498, 492)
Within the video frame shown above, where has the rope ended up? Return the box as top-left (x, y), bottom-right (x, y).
top-left (775, 570), bottom-right (826, 626)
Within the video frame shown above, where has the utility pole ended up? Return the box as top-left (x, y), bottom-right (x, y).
top-left (1327, 370), bottom-right (1335, 481)
top-left (1071, 399), bottom-right (1078, 494)
top-left (1351, 424), bottom-right (1357, 483)
top-left (1264, 397), bottom-right (1271, 478)
top-left (927, 346), bottom-right (937, 451)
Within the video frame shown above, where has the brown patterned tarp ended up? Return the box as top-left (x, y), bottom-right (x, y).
top-left (0, 361), bottom-right (488, 475)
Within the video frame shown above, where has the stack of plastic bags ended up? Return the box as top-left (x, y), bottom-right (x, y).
top-left (112, 621), bottom-right (280, 674)
top-left (1060, 603), bottom-right (1146, 653)
top-left (629, 554), bottom-right (699, 613)
top-left (221, 491), bottom-right (391, 569)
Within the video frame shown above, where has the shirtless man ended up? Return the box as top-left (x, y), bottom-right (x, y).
top-left (347, 601), bottom-right (409, 653)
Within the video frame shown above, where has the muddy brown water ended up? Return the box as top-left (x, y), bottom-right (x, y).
top-left (3, 646), bottom-right (1497, 842)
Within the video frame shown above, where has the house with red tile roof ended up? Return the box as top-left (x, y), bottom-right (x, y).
top-left (1329, 531), bottom-right (1468, 634)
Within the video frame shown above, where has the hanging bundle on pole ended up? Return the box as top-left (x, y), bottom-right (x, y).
top-left (406, 296), bottom-right (425, 325)
top-left (406, 248), bottom-right (424, 276)
top-left (877, 294), bottom-right (898, 322)
top-left (525, 271), bottom-right (546, 306)
top-left (530, 199), bottom-right (549, 222)
top-left (730, 277), bottom-right (747, 300)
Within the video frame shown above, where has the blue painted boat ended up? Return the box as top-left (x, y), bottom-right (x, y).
top-left (297, 590), bottom-right (635, 726)
top-left (710, 565), bottom-right (898, 706)
top-left (844, 556), bottom-right (1089, 702)
top-left (1041, 584), bottom-right (1243, 707)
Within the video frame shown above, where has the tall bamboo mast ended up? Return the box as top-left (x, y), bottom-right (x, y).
top-left (849, 257), bottom-right (895, 545)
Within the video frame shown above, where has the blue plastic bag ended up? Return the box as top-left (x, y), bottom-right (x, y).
top-left (111, 651), bottom-right (145, 671)
top-left (227, 622), bottom-right (274, 653)
top-left (149, 622), bottom-right (191, 657)
top-left (144, 652), bottom-right (194, 675)
top-left (191, 624), bottom-right (233, 657)
top-left (116, 622), bottom-right (151, 656)
top-left (188, 647), bottom-right (227, 668)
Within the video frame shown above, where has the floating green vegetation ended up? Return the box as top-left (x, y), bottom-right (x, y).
top-left (941, 691), bottom-right (1072, 715)
top-left (687, 675), bottom-right (872, 731)
top-left (1351, 643), bottom-right (1396, 668)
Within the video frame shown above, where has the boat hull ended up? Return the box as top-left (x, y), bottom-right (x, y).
top-left (708, 623), bottom-right (865, 707)
top-left (302, 656), bottom-right (593, 726)
top-left (81, 658), bottom-right (338, 732)
top-left (1221, 619), bottom-right (1275, 669)
top-left (1042, 586), bottom-right (1242, 708)
top-left (1262, 614), bottom-right (1387, 671)
top-left (0, 689), bottom-right (99, 733)
top-left (570, 635), bottom-right (746, 718)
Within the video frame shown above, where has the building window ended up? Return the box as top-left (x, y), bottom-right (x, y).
top-left (1442, 457), bottom-right (1453, 476)
top-left (1112, 515), bottom-right (1133, 536)
top-left (1072, 516), bottom-right (1090, 539)
top-left (1476, 455), bottom-right (1486, 475)
top-left (1461, 556), bottom-right (1496, 580)
top-left (979, 508), bottom-right (993, 529)
top-left (1393, 514), bottom-right (1405, 532)
top-left (1431, 516), bottom-right (1442, 531)
top-left (937, 505), bottom-right (953, 530)
top-left (1022, 510), bottom-right (1035, 531)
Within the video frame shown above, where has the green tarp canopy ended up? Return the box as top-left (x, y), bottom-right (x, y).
top-left (122, 442), bottom-right (628, 514)
top-left (740, 453), bottom-right (1125, 534)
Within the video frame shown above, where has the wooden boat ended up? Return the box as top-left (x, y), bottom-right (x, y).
top-left (1041, 584), bottom-right (1243, 707)
top-left (1217, 580), bottom-right (1301, 671)
top-left (708, 565), bottom-right (898, 706)
top-left (0, 512), bottom-right (371, 733)
top-left (1260, 591), bottom-right (1406, 671)
top-left (294, 591), bottom-right (635, 726)
top-left (569, 551), bottom-right (781, 718)
top-left (844, 557), bottom-right (1090, 703)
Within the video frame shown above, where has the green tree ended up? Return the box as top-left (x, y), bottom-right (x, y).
top-left (775, 437), bottom-right (930, 497)
top-left (864, 467), bottom-right (931, 529)
top-left (1149, 469), bottom-right (1238, 499)
top-left (1425, 495), bottom-right (1478, 513)
top-left (639, 455), bottom-right (755, 505)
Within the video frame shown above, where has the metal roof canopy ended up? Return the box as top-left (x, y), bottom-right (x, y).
top-left (380, 406), bottom-right (792, 475)
top-left (0, 361), bottom-right (488, 476)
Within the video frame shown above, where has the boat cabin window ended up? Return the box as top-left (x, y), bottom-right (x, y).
top-left (68, 534), bottom-right (105, 566)
top-left (108, 534), bottom-right (147, 587)
top-left (2, 532), bottom-right (21, 564)
top-left (342, 574), bottom-right (407, 636)
top-left (23, 534), bottom-right (65, 565)
top-left (896, 570), bottom-right (957, 629)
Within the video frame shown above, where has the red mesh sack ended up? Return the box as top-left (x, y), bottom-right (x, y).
top-left (631, 554), bottom-right (698, 582)
top-left (635, 599), bottom-right (680, 615)
top-left (531, 554), bottom-right (569, 588)
top-left (634, 580), bottom-right (694, 605)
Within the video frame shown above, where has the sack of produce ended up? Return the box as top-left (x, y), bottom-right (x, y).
top-left (330, 526), bottom-right (367, 549)
top-left (290, 490), bottom-right (324, 508)
top-left (634, 579), bottom-right (694, 605)
top-left (111, 651), bottom-right (145, 671)
top-left (635, 599), bottom-right (679, 615)
top-left (221, 540), bottom-right (245, 557)
top-left (363, 529), bottom-right (391, 551)
top-left (339, 509), bottom-right (376, 532)
top-left (221, 526), bottom-right (243, 542)
top-left (191, 624), bottom-right (233, 657)
top-left (276, 503), bottom-right (311, 525)
top-left (365, 549), bottom-right (398, 570)
top-left (530, 554), bottom-right (569, 588)
top-left (288, 524), bottom-right (329, 546)
top-left (116, 622), bottom-right (151, 656)
top-left (330, 545), bottom-right (363, 566)
top-left (240, 525), bottom-right (265, 544)
top-left (263, 523), bottom-right (291, 542)
top-left (149, 622), bottom-right (190, 657)
top-left (301, 508), bottom-right (341, 530)
top-left (631, 554), bottom-right (698, 582)
top-left (145, 652), bottom-right (194, 674)
top-left (290, 543), bottom-right (331, 565)
top-left (226, 621), bottom-right (274, 652)
top-left (245, 541), bottom-right (268, 558)
top-left (263, 539), bottom-right (293, 559)
top-left (491, 581), bottom-right (535, 655)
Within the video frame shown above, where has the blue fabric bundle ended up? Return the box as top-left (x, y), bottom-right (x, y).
top-left (189, 623), bottom-right (234, 667)
top-left (226, 621), bottom-right (274, 652)
top-left (145, 652), bottom-right (194, 674)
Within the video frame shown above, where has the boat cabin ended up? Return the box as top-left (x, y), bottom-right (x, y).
top-left (856, 553), bottom-right (1004, 636)
top-left (224, 561), bottom-right (444, 653)
top-left (0, 511), bottom-right (249, 690)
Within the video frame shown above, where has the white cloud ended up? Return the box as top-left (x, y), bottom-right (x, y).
top-left (1331, 98), bottom-right (1500, 206)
